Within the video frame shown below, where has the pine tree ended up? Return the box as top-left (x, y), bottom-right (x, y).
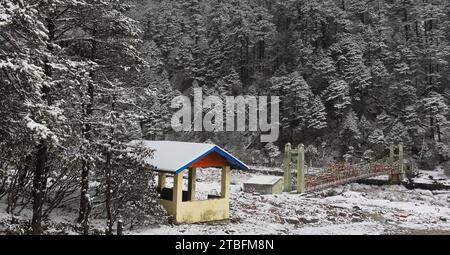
top-left (322, 79), bottom-right (351, 122)
top-left (340, 110), bottom-right (362, 148)
top-left (270, 71), bottom-right (327, 142)
top-left (304, 96), bottom-right (327, 131)
top-left (138, 40), bottom-right (179, 140)
top-left (1, 0), bottom-right (52, 234)
top-left (263, 142), bottom-right (280, 166)
top-left (423, 92), bottom-right (449, 142)
top-left (214, 67), bottom-right (242, 97)
top-left (332, 35), bottom-right (372, 97)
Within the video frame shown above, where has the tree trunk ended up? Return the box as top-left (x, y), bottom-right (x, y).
top-left (105, 89), bottom-right (117, 235)
top-left (105, 149), bottom-right (113, 235)
top-left (82, 194), bottom-right (91, 235)
top-left (78, 24), bottom-right (97, 224)
top-left (31, 16), bottom-right (55, 235)
top-left (31, 141), bottom-right (48, 234)
top-left (77, 158), bottom-right (90, 223)
top-left (437, 125), bottom-right (442, 142)
top-left (430, 116), bottom-right (435, 140)
top-left (77, 79), bottom-right (94, 223)
top-left (7, 155), bottom-right (31, 214)
top-left (78, 81), bottom-right (94, 223)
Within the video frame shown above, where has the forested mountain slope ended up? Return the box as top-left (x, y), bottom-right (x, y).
top-left (1, 0), bottom-right (449, 234)
top-left (133, 0), bottom-right (450, 168)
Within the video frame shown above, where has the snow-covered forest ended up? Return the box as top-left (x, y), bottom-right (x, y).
top-left (1, 0), bottom-right (450, 235)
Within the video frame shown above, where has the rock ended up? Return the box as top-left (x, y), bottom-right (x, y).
top-left (352, 212), bottom-right (362, 217)
top-left (353, 206), bottom-right (362, 211)
top-left (298, 217), bottom-right (319, 224)
top-left (394, 212), bottom-right (409, 218)
top-left (230, 216), bottom-right (242, 223)
top-left (352, 217), bottom-right (363, 223)
top-left (298, 217), bottom-right (309, 224)
top-left (309, 218), bottom-right (319, 223)
top-left (332, 205), bottom-right (349, 210)
top-left (284, 217), bottom-right (299, 225)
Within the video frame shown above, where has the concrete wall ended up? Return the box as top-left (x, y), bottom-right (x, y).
top-left (272, 180), bottom-right (283, 194)
top-left (159, 166), bottom-right (232, 224)
top-left (243, 179), bottom-right (283, 195)
top-left (160, 198), bottom-right (230, 224)
top-left (178, 199), bottom-right (229, 223)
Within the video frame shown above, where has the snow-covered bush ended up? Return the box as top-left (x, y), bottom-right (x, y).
top-left (417, 141), bottom-right (449, 170)
top-left (363, 149), bottom-right (374, 163)
top-left (263, 143), bottom-right (281, 166)
top-left (340, 111), bottom-right (362, 148)
top-left (114, 164), bottom-right (168, 230)
top-left (305, 145), bottom-right (319, 166)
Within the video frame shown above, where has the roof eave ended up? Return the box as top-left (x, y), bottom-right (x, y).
top-left (173, 146), bottom-right (249, 175)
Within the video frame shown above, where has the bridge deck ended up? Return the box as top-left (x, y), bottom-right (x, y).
top-left (249, 162), bottom-right (401, 193)
top-left (306, 170), bottom-right (393, 192)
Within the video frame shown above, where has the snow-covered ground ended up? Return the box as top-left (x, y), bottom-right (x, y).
top-left (133, 168), bottom-right (450, 235)
top-left (411, 168), bottom-right (450, 186)
top-left (1, 168), bottom-right (449, 235)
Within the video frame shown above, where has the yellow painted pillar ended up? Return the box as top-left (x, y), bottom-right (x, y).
top-left (297, 144), bottom-right (305, 193)
top-left (188, 168), bottom-right (196, 201)
top-left (158, 172), bottom-right (166, 192)
top-left (173, 171), bottom-right (184, 204)
top-left (398, 143), bottom-right (405, 180)
top-left (221, 166), bottom-right (231, 199)
top-left (388, 144), bottom-right (397, 183)
top-left (283, 143), bottom-right (292, 192)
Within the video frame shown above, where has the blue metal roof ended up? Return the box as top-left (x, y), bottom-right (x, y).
top-left (130, 140), bottom-right (249, 174)
top-left (175, 145), bottom-right (249, 174)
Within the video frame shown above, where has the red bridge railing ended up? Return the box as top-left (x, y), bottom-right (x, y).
top-left (305, 162), bottom-right (400, 192)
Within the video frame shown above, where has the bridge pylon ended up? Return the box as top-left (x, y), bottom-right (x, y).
top-left (297, 144), bottom-right (305, 194)
top-left (388, 143), bottom-right (405, 184)
top-left (283, 143), bottom-right (292, 192)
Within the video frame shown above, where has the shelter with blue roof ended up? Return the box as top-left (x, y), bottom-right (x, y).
top-left (133, 140), bottom-right (249, 223)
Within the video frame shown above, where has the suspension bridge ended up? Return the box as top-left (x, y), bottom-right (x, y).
top-left (251, 143), bottom-right (410, 194)
top-left (304, 161), bottom-right (402, 193)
